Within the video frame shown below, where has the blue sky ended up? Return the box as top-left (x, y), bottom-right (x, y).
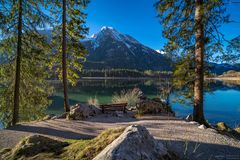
top-left (85, 0), bottom-right (240, 50)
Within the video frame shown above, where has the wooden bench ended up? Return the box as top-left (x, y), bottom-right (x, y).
top-left (100, 103), bottom-right (127, 113)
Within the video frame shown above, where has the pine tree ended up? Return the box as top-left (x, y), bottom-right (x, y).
top-left (156, 0), bottom-right (228, 124)
top-left (49, 0), bottom-right (89, 112)
top-left (0, 0), bottom-right (53, 126)
top-left (194, 0), bottom-right (205, 123)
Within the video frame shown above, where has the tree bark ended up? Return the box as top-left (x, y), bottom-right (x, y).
top-left (62, 0), bottom-right (70, 112)
top-left (193, 0), bottom-right (205, 124)
top-left (12, 0), bottom-right (23, 125)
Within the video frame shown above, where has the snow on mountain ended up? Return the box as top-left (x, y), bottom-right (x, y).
top-left (156, 50), bottom-right (166, 54)
top-left (82, 26), bottom-right (172, 71)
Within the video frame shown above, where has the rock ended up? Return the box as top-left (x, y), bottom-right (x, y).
top-left (132, 88), bottom-right (144, 99)
top-left (57, 112), bottom-right (68, 119)
top-left (216, 122), bottom-right (231, 132)
top-left (68, 104), bottom-right (101, 120)
top-left (185, 114), bottom-right (193, 122)
top-left (234, 127), bottom-right (240, 133)
top-left (51, 116), bottom-right (58, 120)
top-left (44, 113), bottom-right (67, 120)
top-left (3, 135), bottom-right (68, 160)
top-left (137, 98), bottom-right (173, 115)
top-left (93, 125), bottom-right (172, 160)
top-left (42, 114), bottom-right (55, 121)
top-left (198, 124), bottom-right (206, 129)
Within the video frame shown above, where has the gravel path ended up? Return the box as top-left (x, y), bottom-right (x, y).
top-left (0, 115), bottom-right (239, 159)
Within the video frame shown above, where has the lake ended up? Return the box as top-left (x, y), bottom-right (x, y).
top-left (47, 78), bottom-right (240, 128)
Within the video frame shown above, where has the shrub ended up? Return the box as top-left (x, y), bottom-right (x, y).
top-left (112, 88), bottom-right (142, 107)
top-left (87, 97), bottom-right (99, 107)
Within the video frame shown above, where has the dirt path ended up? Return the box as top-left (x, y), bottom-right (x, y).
top-left (0, 115), bottom-right (240, 159)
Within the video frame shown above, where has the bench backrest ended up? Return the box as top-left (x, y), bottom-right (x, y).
top-left (100, 103), bottom-right (127, 113)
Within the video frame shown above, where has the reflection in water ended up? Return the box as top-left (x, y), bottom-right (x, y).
top-left (47, 79), bottom-right (240, 128)
top-left (1, 79), bottom-right (239, 129)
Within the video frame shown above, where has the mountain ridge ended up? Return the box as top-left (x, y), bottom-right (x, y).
top-left (81, 26), bottom-right (172, 71)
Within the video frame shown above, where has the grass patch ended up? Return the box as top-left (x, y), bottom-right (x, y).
top-left (62, 127), bottom-right (125, 160)
top-left (87, 96), bottom-right (99, 107)
top-left (0, 135), bottom-right (68, 160)
top-left (0, 127), bottom-right (125, 160)
top-left (112, 88), bottom-right (141, 107)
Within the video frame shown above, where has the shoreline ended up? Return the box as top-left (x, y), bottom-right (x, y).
top-left (206, 77), bottom-right (240, 81)
top-left (81, 76), bottom-right (170, 80)
top-left (48, 77), bottom-right (171, 81)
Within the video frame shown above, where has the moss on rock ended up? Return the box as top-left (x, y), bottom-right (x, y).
top-left (216, 122), bottom-right (231, 132)
top-left (0, 127), bottom-right (125, 160)
top-left (234, 127), bottom-right (240, 134)
top-left (0, 135), bottom-right (68, 160)
top-left (62, 127), bottom-right (125, 160)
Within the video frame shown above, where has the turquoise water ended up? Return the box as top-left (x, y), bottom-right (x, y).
top-left (1, 79), bottom-right (239, 129)
top-left (47, 79), bottom-right (240, 128)
top-left (172, 90), bottom-right (240, 127)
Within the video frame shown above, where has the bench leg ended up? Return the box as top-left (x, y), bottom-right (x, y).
top-left (123, 106), bottom-right (126, 113)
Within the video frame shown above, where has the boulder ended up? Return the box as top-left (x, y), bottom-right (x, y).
top-left (68, 104), bottom-right (101, 120)
top-left (1, 135), bottom-right (68, 160)
top-left (137, 98), bottom-right (174, 115)
top-left (93, 125), bottom-right (172, 160)
top-left (185, 114), bottom-right (193, 122)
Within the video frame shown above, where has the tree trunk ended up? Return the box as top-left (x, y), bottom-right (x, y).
top-left (12, 0), bottom-right (23, 125)
top-left (62, 0), bottom-right (70, 112)
top-left (193, 0), bottom-right (205, 124)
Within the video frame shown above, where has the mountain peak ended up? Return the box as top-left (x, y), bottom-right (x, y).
top-left (101, 26), bottom-right (114, 31)
top-left (81, 27), bottom-right (171, 71)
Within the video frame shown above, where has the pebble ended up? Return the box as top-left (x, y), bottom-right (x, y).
top-left (198, 124), bottom-right (206, 129)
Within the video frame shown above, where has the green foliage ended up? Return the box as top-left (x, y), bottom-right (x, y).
top-left (226, 36), bottom-right (240, 63)
top-left (172, 55), bottom-right (195, 105)
top-left (155, 0), bottom-right (228, 105)
top-left (0, 1), bottom-right (53, 127)
top-left (48, 0), bottom-right (89, 86)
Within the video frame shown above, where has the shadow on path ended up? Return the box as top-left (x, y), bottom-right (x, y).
top-left (160, 139), bottom-right (240, 160)
top-left (8, 125), bottom-right (94, 139)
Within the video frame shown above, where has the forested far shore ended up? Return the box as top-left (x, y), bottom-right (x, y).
top-left (48, 69), bottom-right (172, 79)
top-left (207, 70), bottom-right (240, 80)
